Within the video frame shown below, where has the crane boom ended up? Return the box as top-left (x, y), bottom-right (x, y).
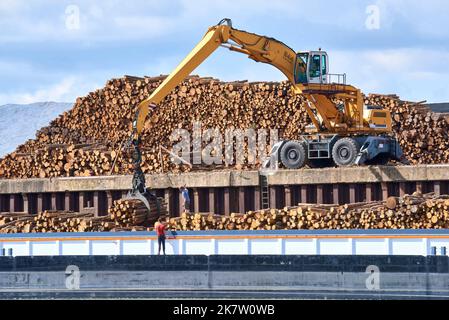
top-left (134, 18), bottom-right (301, 136)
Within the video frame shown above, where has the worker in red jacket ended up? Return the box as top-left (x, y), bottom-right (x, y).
top-left (155, 217), bottom-right (167, 255)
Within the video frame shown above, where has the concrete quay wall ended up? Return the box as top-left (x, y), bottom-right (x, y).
top-left (0, 165), bottom-right (448, 217)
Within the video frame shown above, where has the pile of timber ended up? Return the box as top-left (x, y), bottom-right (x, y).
top-left (0, 211), bottom-right (103, 233)
top-left (108, 197), bottom-right (169, 228)
top-left (0, 75), bottom-right (448, 179)
top-left (2, 193), bottom-right (449, 233)
top-left (169, 193), bottom-right (449, 231)
top-left (0, 212), bottom-right (35, 233)
top-left (366, 94), bottom-right (449, 164)
top-left (0, 197), bottom-right (168, 234)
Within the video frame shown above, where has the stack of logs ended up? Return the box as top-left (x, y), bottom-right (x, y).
top-left (0, 75), bottom-right (448, 179)
top-left (0, 197), bottom-right (168, 234)
top-left (169, 193), bottom-right (449, 231)
top-left (2, 193), bottom-right (449, 233)
top-left (0, 211), bottom-right (108, 233)
top-left (108, 197), bottom-right (169, 229)
top-left (365, 94), bottom-right (449, 164)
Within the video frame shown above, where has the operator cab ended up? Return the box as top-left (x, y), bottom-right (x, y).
top-left (294, 50), bottom-right (328, 85)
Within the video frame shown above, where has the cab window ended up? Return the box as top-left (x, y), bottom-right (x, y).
top-left (294, 53), bottom-right (308, 84)
top-left (309, 55), bottom-right (321, 78)
top-left (321, 55), bottom-right (327, 75)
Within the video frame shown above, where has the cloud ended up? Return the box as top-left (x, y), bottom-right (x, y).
top-left (0, 0), bottom-right (26, 12)
top-left (112, 15), bottom-right (178, 39)
top-left (0, 76), bottom-right (101, 105)
top-left (0, 1), bottom-right (368, 43)
top-left (0, 60), bottom-right (33, 75)
top-left (0, 0), bottom-right (191, 43)
top-left (0, 0), bottom-right (448, 49)
top-left (330, 48), bottom-right (449, 102)
top-left (0, 0), bottom-right (448, 105)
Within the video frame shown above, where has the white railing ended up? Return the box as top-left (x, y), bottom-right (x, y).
top-left (325, 73), bottom-right (346, 85)
top-left (1, 230), bottom-right (448, 257)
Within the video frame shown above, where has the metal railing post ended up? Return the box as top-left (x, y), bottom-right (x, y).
top-left (431, 246), bottom-right (437, 255)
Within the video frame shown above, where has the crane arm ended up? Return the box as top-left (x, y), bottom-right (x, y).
top-left (133, 18), bottom-right (302, 136)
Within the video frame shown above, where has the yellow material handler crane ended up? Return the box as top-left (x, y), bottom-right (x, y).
top-left (125, 18), bottom-right (406, 208)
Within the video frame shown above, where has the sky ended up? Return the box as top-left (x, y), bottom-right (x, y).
top-left (0, 0), bottom-right (448, 105)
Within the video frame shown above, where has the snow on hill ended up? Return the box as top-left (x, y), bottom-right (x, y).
top-left (0, 102), bottom-right (73, 158)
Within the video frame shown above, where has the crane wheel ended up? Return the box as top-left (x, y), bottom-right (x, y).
top-left (279, 141), bottom-right (307, 169)
top-left (332, 138), bottom-right (359, 167)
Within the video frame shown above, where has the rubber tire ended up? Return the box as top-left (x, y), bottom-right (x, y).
top-left (332, 138), bottom-right (359, 167)
top-left (279, 141), bottom-right (307, 169)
